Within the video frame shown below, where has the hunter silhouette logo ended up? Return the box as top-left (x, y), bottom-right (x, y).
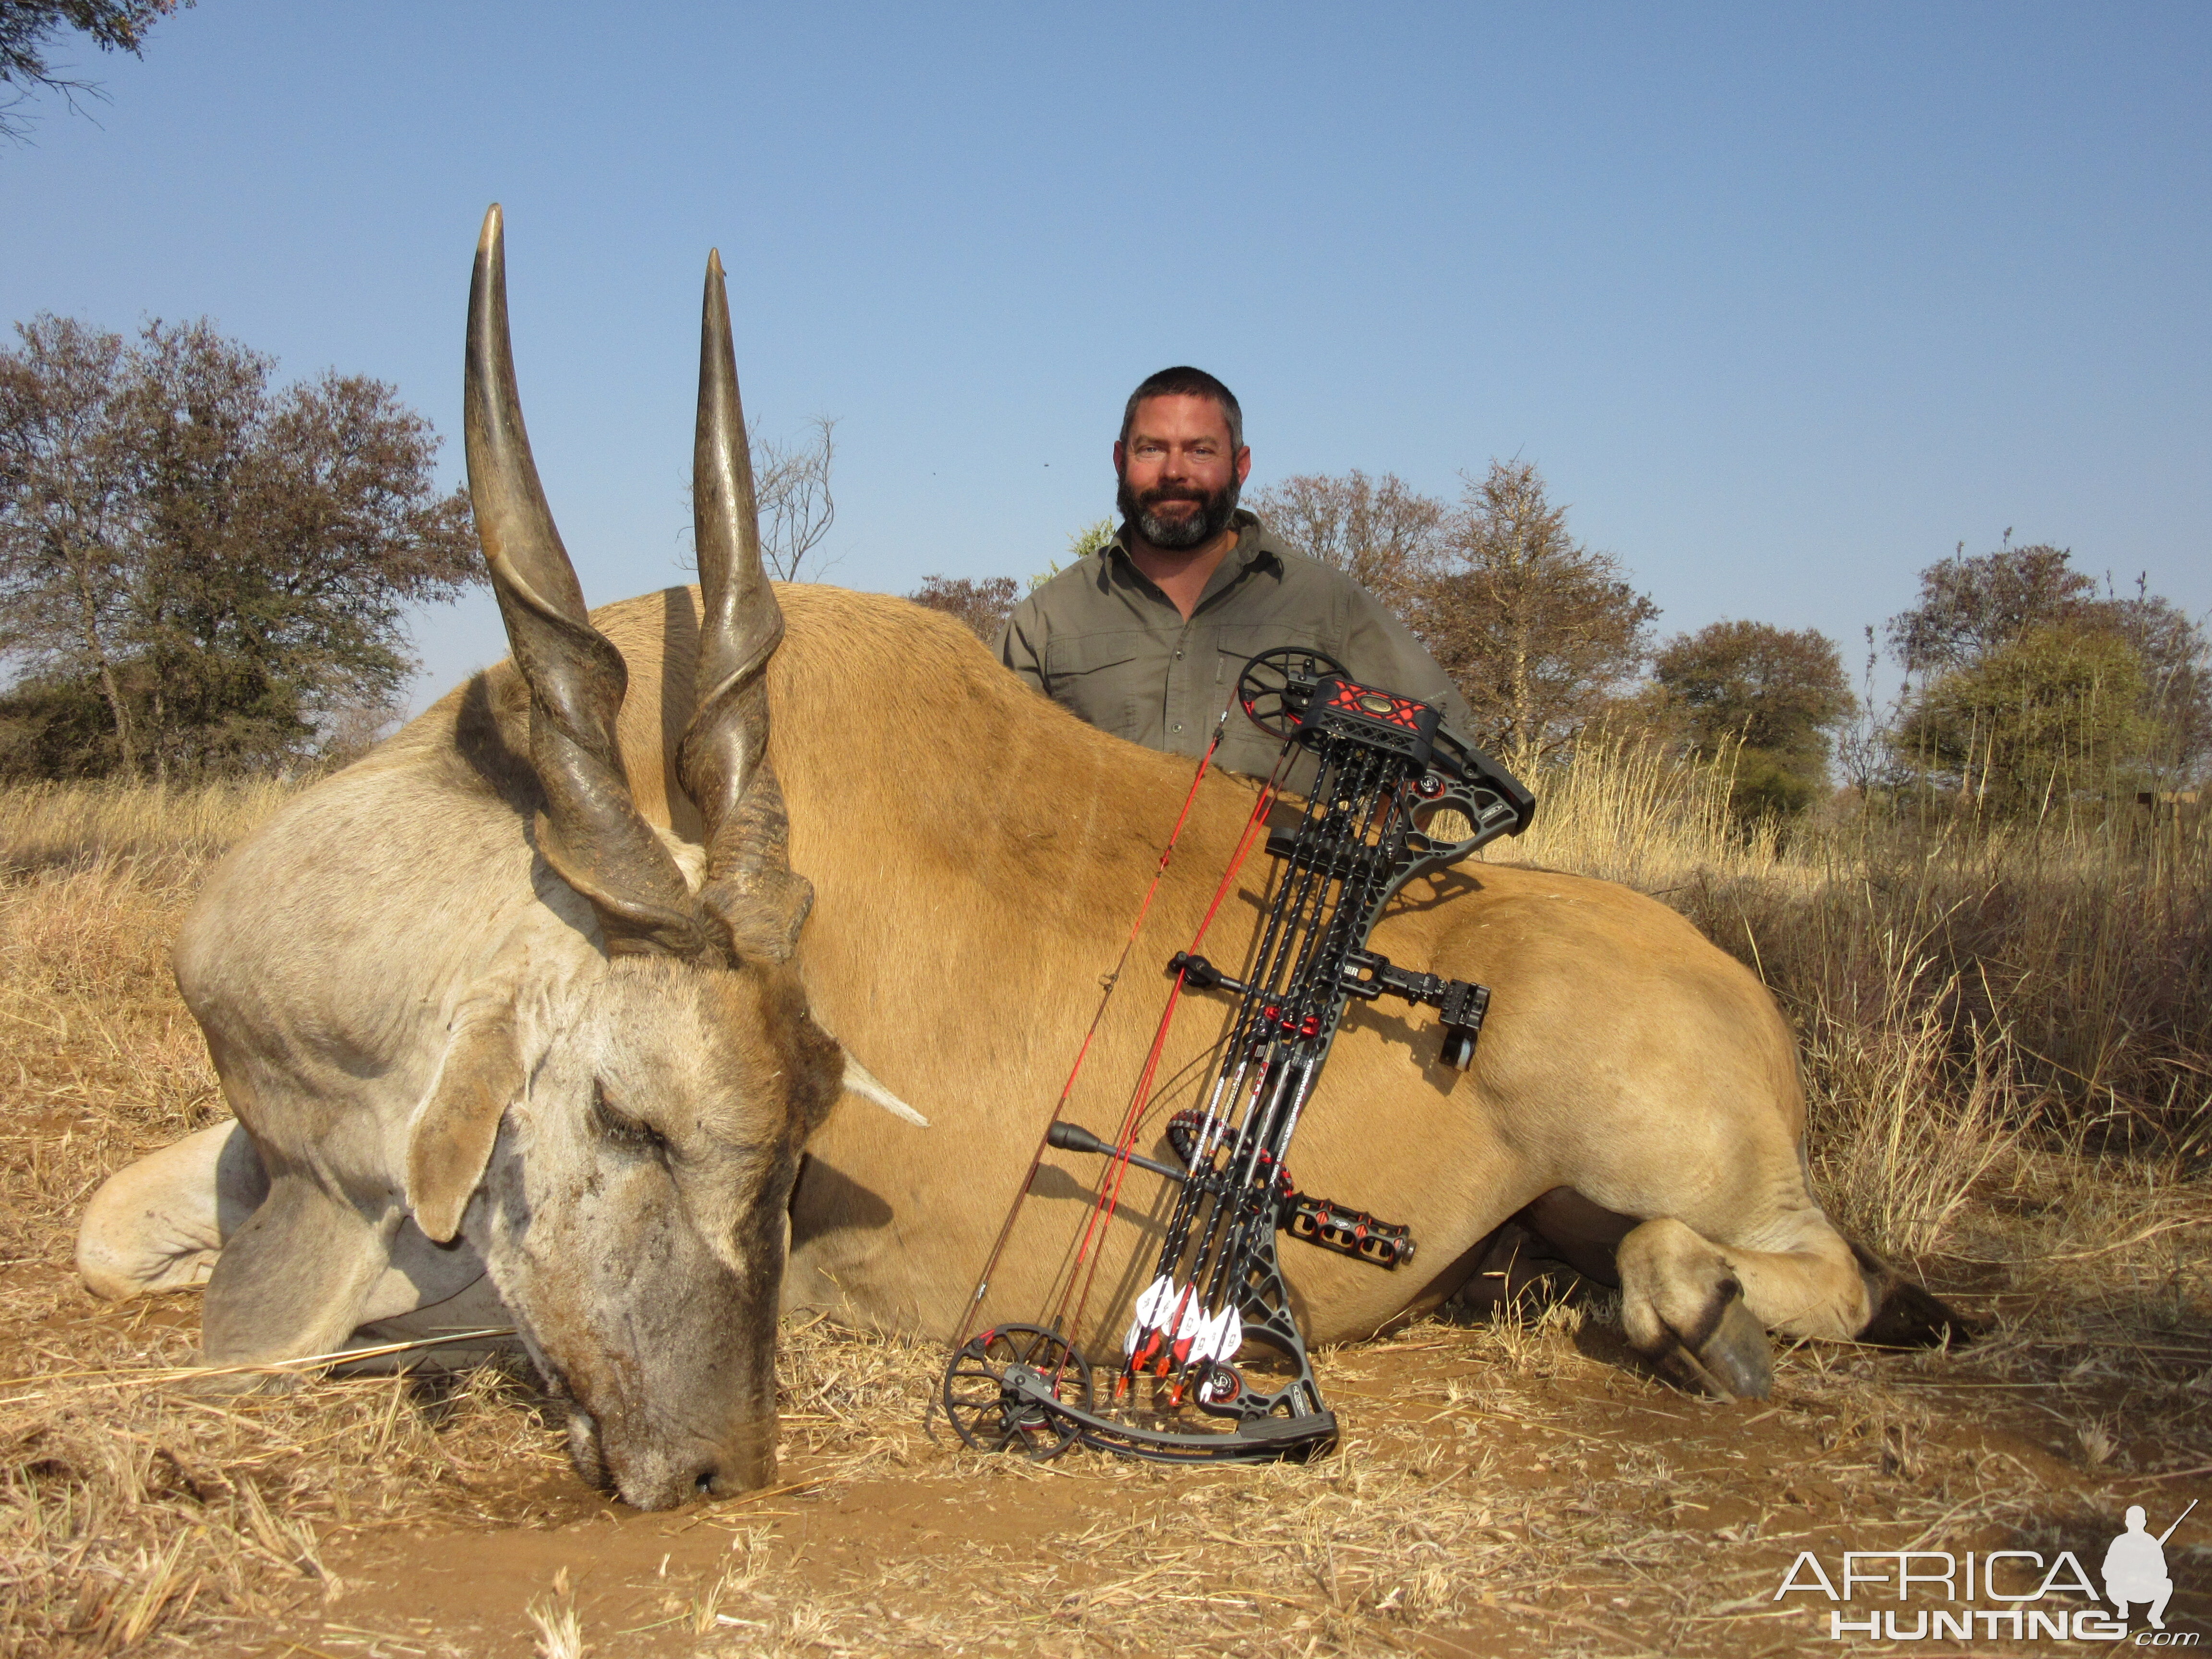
top-left (1773, 1498), bottom-right (2198, 1642)
top-left (2106, 1501), bottom-right (2194, 1631)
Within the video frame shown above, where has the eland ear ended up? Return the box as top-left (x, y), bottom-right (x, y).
top-left (841, 1050), bottom-right (928, 1128)
top-left (406, 1008), bottom-right (527, 1243)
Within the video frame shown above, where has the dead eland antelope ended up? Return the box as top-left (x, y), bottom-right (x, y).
top-left (77, 207), bottom-right (1961, 1510)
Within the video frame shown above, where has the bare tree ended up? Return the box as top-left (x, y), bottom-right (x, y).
top-left (1, 0), bottom-right (187, 144)
top-left (1247, 469), bottom-right (1443, 617)
top-left (1886, 536), bottom-right (2097, 677)
top-left (751, 414), bottom-right (837, 581)
top-left (313, 693), bottom-right (406, 771)
top-left (0, 314), bottom-right (138, 767)
top-left (1418, 460), bottom-right (1656, 773)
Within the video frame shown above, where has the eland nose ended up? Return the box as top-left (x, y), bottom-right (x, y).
top-left (698, 1436), bottom-right (776, 1498)
top-left (697, 1459), bottom-right (770, 1499)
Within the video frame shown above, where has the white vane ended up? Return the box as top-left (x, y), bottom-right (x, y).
top-left (1122, 1274), bottom-right (1178, 1358)
top-left (1120, 1274), bottom-right (1243, 1370)
top-left (1172, 1291), bottom-right (1207, 1346)
top-left (1191, 1304), bottom-right (1243, 1367)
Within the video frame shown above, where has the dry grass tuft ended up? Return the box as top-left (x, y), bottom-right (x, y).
top-left (1501, 727), bottom-right (1777, 892)
top-left (1499, 740), bottom-right (2209, 1257)
top-left (526, 1565), bottom-right (584, 1659)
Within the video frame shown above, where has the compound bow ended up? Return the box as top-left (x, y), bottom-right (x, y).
top-left (941, 647), bottom-right (1535, 1464)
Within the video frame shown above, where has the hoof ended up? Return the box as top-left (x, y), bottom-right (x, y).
top-left (1654, 1292), bottom-right (1772, 1401)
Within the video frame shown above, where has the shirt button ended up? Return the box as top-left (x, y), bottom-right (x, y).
top-left (1171, 723), bottom-right (1182, 733)
top-left (1174, 650), bottom-right (1183, 659)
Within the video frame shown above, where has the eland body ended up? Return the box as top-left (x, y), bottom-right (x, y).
top-left (77, 212), bottom-right (1957, 1509)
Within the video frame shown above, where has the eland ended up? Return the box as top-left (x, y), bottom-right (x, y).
top-left (78, 207), bottom-right (1961, 1509)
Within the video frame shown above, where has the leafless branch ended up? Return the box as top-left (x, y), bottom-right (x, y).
top-left (752, 414), bottom-right (837, 582)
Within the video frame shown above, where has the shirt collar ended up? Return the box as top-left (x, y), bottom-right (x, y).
top-left (1103, 509), bottom-right (1281, 578)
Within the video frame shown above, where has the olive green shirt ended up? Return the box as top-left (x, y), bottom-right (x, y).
top-left (996, 511), bottom-right (1473, 781)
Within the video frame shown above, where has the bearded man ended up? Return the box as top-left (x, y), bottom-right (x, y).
top-left (997, 366), bottom-right (1470, 780)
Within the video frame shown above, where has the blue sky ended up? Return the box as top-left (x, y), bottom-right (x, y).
top-left (6, 2), bottom-right (2206, 709)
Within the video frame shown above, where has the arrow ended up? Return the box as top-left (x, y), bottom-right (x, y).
top-left (1165, 1291), bottom-right (1207, 1370)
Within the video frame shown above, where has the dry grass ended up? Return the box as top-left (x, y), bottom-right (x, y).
top-left (1501, 726), bottom-right (1783, 891)
top-left (0, 759), bottom-right (2208, 1654)
top-left (0, 780), bottom-right (293, 879)
top-left (1497, 737), bottom-right (2210, 1255)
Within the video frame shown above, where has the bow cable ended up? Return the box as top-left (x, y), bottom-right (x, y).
top-left (946, 703), bottom-right (1245, 1352)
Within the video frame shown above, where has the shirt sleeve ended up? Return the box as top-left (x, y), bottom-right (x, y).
top-left (996, 593), bottom-right (1047, 695)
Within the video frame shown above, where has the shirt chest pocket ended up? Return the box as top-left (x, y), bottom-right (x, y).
top-left (1043, 632), bottom-right (1151, 738)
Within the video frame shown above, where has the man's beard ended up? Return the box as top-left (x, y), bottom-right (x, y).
top-left (1118, 469), bottom-right (1240, 551)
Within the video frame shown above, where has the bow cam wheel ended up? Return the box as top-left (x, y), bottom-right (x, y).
top-left (1237, 647), bottom-right (1347, 740)
top-left (941, 1324), bottom-right (1093, 1458)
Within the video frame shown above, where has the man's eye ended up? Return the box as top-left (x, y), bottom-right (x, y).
top-left (593, 1082), bottom-right (668, 1154)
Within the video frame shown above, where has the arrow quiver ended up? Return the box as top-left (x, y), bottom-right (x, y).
top-left (942, 647), bottom-right (1535, 1465)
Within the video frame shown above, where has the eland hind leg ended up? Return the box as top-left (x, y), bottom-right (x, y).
top-left (1422, 903), bottom-right (1919, 1401)
top-left (1519, 1185), bottom-right (1967, 1399)
top-left (1613, 1201), bottom-right (1866, 1400)
top-left (1494, 1187), bottom-right (1862, 1398)
top-left (80, 1117), bottom-right (501, 1386)
top-left (77, 1119), bottom-right (268, 1301)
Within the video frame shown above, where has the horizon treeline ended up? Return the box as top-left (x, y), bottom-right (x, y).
top-left (913, 467), bottom-right (2211, 824)
top-left (5, 302), bottom-right (2202, 812)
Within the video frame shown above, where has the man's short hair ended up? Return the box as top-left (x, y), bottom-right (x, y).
top-left (1119, 366), bottom-right (1244, 453)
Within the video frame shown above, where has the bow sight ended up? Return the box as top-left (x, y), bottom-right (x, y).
top-left (941, 647), bottom-right (1535, 1465)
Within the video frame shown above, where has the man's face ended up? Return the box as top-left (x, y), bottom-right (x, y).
top-left (1115, 394), bottom-right (1252, 552)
